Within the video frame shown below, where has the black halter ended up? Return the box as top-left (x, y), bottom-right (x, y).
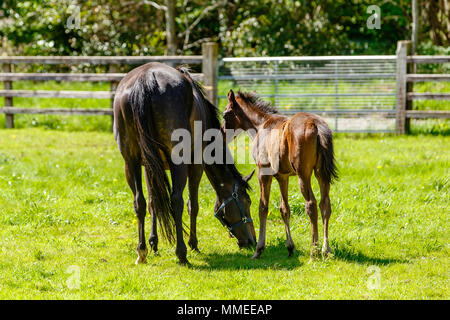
top-left (214, 180), bottom-right (252, 237)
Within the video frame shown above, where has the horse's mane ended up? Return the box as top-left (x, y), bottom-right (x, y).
top-left (176, 66), bottom-right (221, 130)
top-left (237, 91), bottom-right (279, 115)
top-left (177, 66), bottom-right (250, 191)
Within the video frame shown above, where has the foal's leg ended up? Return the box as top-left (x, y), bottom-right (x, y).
top-left (144, 169), bottom-right (159, 254)
top-left (169, 163), bottom-right (189, 264)
top-left (252, 170), bottom-right (272, 259)
top-left (187, 164), bottom-right (203, 252)
top-left (315, 170), bottom-right (332, 257)
top-left (276, 175), bottom-right (295, 257)
top-left (125, 160), bottom-right (148, 264)
top-left (298, 173), bottom-right (320, 260)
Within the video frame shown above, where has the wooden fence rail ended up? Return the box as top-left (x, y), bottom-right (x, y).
top-left (395, 41), bottom-right (450, 134)
top-left (0, 42), bottom-right (218, 128)
top-left (1, 40), bottom-right (448, 134)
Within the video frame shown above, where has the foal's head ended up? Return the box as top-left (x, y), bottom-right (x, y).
top-left (222, 90), bottom-right (254, 133)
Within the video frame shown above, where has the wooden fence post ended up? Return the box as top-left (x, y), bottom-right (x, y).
top-left (395, 40), bottom-right (411, 135)
top-left (2, 62), bottom-right (14, 128)
top-left (109, 64), bottom-right (119, 131)
top-left (202, 42), bottom-right (218, 105)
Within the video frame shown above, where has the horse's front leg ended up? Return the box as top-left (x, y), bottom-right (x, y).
top-left (252, 169), bottom-right (273, 259)
top-left (187, 164), bottom-right (203, 252)
top-left (169, 163), bottom-right (189, 264)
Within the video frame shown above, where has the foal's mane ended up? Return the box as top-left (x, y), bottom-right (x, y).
top-left (237, 91), bottom-right (279, 114)
top-left (177, 66), bottom-right (250, 191)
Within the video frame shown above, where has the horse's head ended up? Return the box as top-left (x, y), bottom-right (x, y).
top-left (214, 170), bottom-right (256, 248)
top-left (222, 89), bottom-right (253, 136)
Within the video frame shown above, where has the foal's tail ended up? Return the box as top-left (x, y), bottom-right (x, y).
top-left (316, 120), bottom-right (338, 184)
top-left (128, 76), bottom-right (175, 243)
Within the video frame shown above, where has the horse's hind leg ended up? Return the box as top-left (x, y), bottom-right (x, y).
top-left (144, 170), bottom-right (158, 253)
top-left (276, 175), bottom-right (295, 257)
top-left (298, 173), bottom-right (320, 260)
top-left (169, 163), bottom-right (189, 264)
top-left (252, 170), bottom-right (273, 260)
top-left (315, 169), bottom-right (331, 257)
top-left (187, 164), bottom-right (203, 252)
top-left (125, 160), bottom-right (148, 264)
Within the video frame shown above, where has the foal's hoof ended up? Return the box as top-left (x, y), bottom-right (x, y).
top-left (135, 248), bottom-right (149, 265)
top-left (251, 254), bottom-right (260, 260)
top-left (321, 244), bottom-right (331, 258)
top-left (251, 247), bottom-right (264, 260)
top-left (308, 246), bottom-right (320, 263)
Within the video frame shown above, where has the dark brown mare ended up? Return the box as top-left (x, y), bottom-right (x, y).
top-left (222, 90), bottom-right (338, 260)
top-left (113, 63), bottom-right (255, 265)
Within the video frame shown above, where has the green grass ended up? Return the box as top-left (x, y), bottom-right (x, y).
top-left (0, 129), bottom-right (448, 299)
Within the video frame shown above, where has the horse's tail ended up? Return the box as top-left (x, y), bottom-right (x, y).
top-left (128, 75), bottom-right (175, 243)
top-left (316, 120), bottom-right (338, 184)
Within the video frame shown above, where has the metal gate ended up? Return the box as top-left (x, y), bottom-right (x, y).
top-left (217, 56), bottom-right (397, 133)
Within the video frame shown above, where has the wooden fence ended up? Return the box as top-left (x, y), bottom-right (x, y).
top-left (395, 40), bottom-right (450, 134)
top-left (0, 42), bottom-right (218, 129)
top-left (1, 40), bottom-right (449, 134)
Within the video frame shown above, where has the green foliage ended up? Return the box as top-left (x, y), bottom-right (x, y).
top-left (1, 0), bottom-right (444, 57)
top-left (416, 41), bottom-right (450, 73)
top-left (219, 0), bottom-right (410, 56)
top-left (1, 0), bottom-right (167, 56)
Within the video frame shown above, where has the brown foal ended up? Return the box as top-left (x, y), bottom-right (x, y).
top-left (222, 90), bottom-right (338, 260)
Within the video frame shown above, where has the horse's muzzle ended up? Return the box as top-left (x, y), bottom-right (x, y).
top-left (238, 236), bottom-right (256, 249)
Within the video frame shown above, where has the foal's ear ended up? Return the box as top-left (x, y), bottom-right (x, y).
top-left (243, 170), bottom-right (255, 183)
top-left (227, 89), bottom-right (236, 102)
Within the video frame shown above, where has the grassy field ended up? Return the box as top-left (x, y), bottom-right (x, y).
top-left (0, 128), bottom-right (448, 299)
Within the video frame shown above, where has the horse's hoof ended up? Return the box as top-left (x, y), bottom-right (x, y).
top-left (178, 259), bottom-right (190, 266)
top-left (251, 251), bottom-right (262, 260)
top-left (135, 248), bottom-right (148, 264)
top-left (252, 246), bottom-right (264, 260)
top-left (135, 248), bottom-right (148, 265)
top-left (149, 237), bottom-right (158, 253)
top-left (188, 239), bottom-right (199, 252)
top-left (321, 245), bottom-right (331, 258)
top-left (322, 251), bottom-right (333, 260)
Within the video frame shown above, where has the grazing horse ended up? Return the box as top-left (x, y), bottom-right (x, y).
top-left (113, 63), bottom-right (256, 265)
top-left (222, 90), bottom-right (338, 260)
